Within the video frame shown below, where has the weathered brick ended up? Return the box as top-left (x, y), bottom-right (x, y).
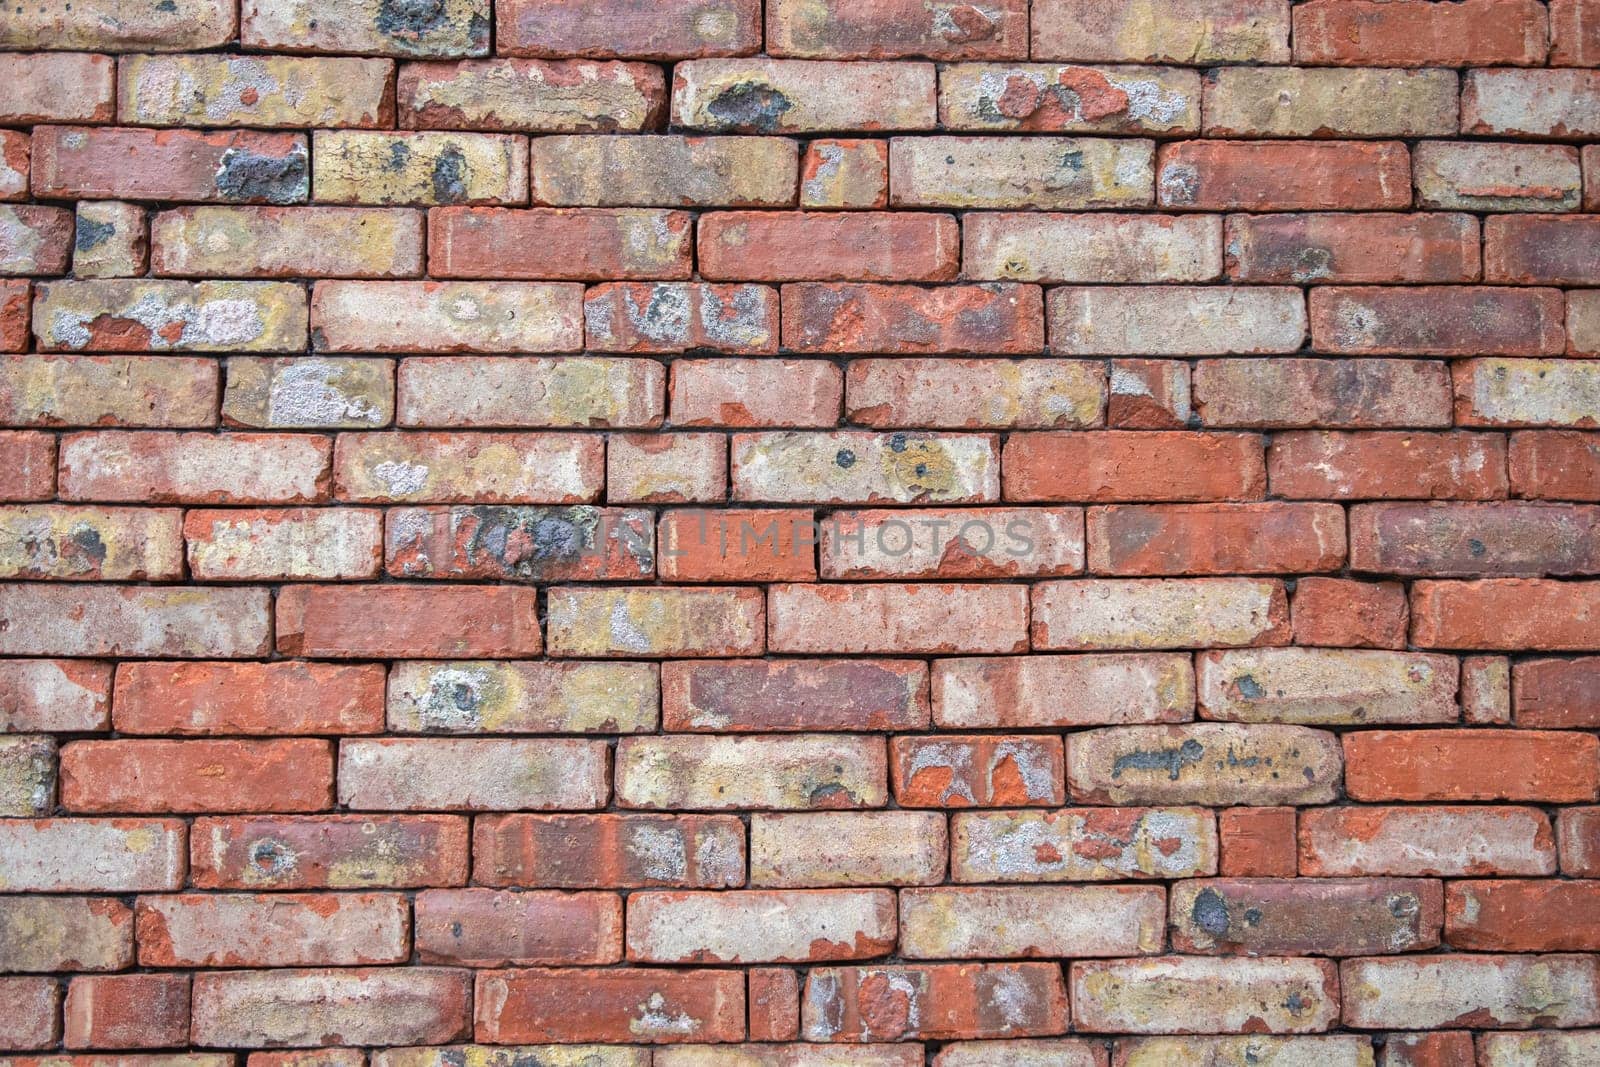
top-left (891, 136), bottom-right (1152, 210)
top-left (532, 134), bottom-right (796, 207)
top-left (1087, 503), bottom-right (1345, 575)
top-left (1562, 808), bottom-right (1600, 876)
top-left (1270, 431), bottom-right (1507, 501)
top-left (115, 661), bottom-right (383, 736)
top-left (1117, 1037), bottom-right (1373, 1066)
top-left (1206, 68), bottom-right (1456, 138)
top-left (748, 971), bottom-right (801, 1044)
top-left (956, 808), bottom-right (1217, 885)
top-left (153, 207), bottom-right (422, 279)
top-left (1479, 1033), bottom-right (1600, 1066)
top-left (1414, 142), bottom-right (1582, 213)
top-left (628, 889), bottom-right (895, 964)
top-left (822, 505), bottom-right (1083, 580)
top-left (0, 205), bottom-right (74, 276)
top-left (893, 734), bottom-right (1064, 808)
top-left (388, 505), bottom-right (652, 582)
top-left (1512, 430), bottom-right (1600, 499)
top-left (784, 283), bottom-right (1043, 354)
top-left (939, 64), bottom-right (1199, 135)
top-left (0, 659), bottom-right (111, 733)
top-left (119, 55), bottom-right (394, 128)
top-left (32, 126), bottom-right (308, 204)
top-left (190, 814), bottom-right (469, 889)
top-left (0, 0), bottom-right (233, 50)
top-left (0, 735), bottom-right (53, 816)
top-left (546, 586), bottom-right (763, 657)
top-left (0, 504), bottom-right (181, 580)
top-left (1351, 501), bottom-right (1600, 577)
top-left (967, 213), bottom-right (1216, 284)
top-left (0, 977), bottom-right (59, 1050)
top-left (0, 53), bottom-right (115, 124)
top-left (1381, 1033), bottom-right (1473, 1067)
top-left (397, 357), bottom-right (660, 427)
top-left (1412, 578), bottom-right (1600, 650)
top-left (2, 899), bottom-right (127, 973)
top-left (1515, 657), bottom-right (1600, 728)
top-left (0, 354), bottom-right (218, 428)
top-left (935, 653), bottom-right (1193, 728)
top-left (1299, 805), bottom-right (1556, 877)
top-left (1446, 880), bottom-right (1600, 952)
top-left (734, 431), bottom-right (998, 504)
top-left (1220, 807), bottom-right (1296, 878)
top-left (1051, 286), bottom-right (1304, 356)
top-left (185, 507), bottom-right (383, 581)
top-left (670, 359), bottom-right (841, 428)
top-left (137, 893), bottom-right (409, 967)
top-left (663, 659), bottom-right (927, 733)
top-left (415, 888), bottom-right (621, 966)
top-left (1158, 141), bottom-right (1410, 211)
top-left (1462, 655), bottom-right (1512, 725)
top-left (191, 968), bottom-right (471, 1047)
top-left (1573, 290), bottom-right (1600, 356)
top-left (61, 738), bottom-right (334, 813)
top-left (34, 279), bottom-right (307, 353)
top-left (768, 0), bottom-right (1027, 59)
top-left (388, 660), bottom-right (657, 733)
top-left (939, 1040), bottom-right (1105, 1067)
top-left (1200, 648), bottom-right (1455, 725)
top-left (1197, 358), bottom-right (1452, 430)
top-left (801, 139), bottom-right (888, 208)
top-left (608, 432), bottom-right (727, 504)
top-left (1463, 70), bottom-right (1600, 139)
top-left (399, 58), bottom-right (665, 131)
top-left (585, 282), bottom-right (776, 353)
top-left (615, 734), bottom-right (886, 810)
top-left (430, 207), bottom-right (690, 280)
top-left (902, 885), bottom-right (1164, 959)
top-left (0, 818), bottom-right (186, 892)
top-left (1486, 215), bottom-right (1600, 286)
top-left (338, 738), bottom-right (606, 811)
top-left (1005, 431), bottom-right (1265, 503)
top-left (223, 356), bottom-right (391, 430)
top-left (0, 132), bottom-right (25, 203)
top-left (252, 1049), bottom-right (369, 1067)
top-left (0, 431), bottom-right (53, 501)
top-left (313, 280), bottom-right (580, 352)
top-left (1033, 0), bottom-right (1289, 63)
top-left (73, 201), bottom-right (148, 278)
top-left (674, 60), bottom-right (935, 133)
top-left (0, 278), bottom-right (25, 348)
top-left (334, 432), bottom-right (601, 503)
top-left (1225, 212), bottom-right (1479, 284)
top-left (770, 582), bottom-right (1027, 654)
top-left (498, 0), bottom-right (760, 59)
top-left (1553, 0), bottom-right (1600, 64)
top-left (1070, 723), bottom-right (1340, 806)
top-left (60, 431), bottom-right (330, 504)
top-left (802, 963), bottom-right (1069, 1041)
top-left (847, 359), bottom-right (1103, 431)
top-left (313, 131), bottom-right (525, 206)
top-left (1294, 0), bottom-right (1547, 65)
top-left (64, 973), bottom-right (189, 1050)
top-left (475, 967), bottom-right (745, 1044)
top-left (1312, 286), bottom-right (1564, 357)
top-left (0, 585), bottom-right (271, 657)
top-left (242, 0), bottom-right (489, 57)
top-left (699, 211), bottom-right (954, 282)
top-left (1073, 956), bottom-right (1338, 1035)
top-left (1345, 729), bottom-right (1598, 803)
top-left (1110, 360), bottom-right (1191, 430)
top-left (1341, 955), bottom-right (1600, 1030)
top-left (1033, 578), bottom-right (1288, 650)
top-left (1171, 878), bottom-right (1442, 956)
top-left (378, 1048), bottom-right (645, 1067)
top-left (751, 811), bottom-right (946, 887)
top-left (474, 812), bottom-right (744, 888)
top-left (1455, 358), bottom-right (1600, 429)
top-left (657, 508), bottom-right (813, 582)
top-left (277, 584), bottom-right (542, 657)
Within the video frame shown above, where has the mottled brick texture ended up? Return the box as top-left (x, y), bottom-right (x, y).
top-left (1, 0), bottom-right (1598, 1062)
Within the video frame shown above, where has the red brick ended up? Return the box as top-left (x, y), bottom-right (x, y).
top-left (31, 126), bottom-right (308, 203)
top-left (1005, 431), bottom-right (1265, 503)
top-left (61, 739), bottom-right (334, 814)
top-left (1172, 877), bottom-right (1441, 956)
top-left (1447, 880), bottom-right (1600, 952)
top-left (802, 963), bottom-right (1069, 1041)
top-left (628, 889), bottom-right (895, 963)
top-left (0, 585), bottom-right (271, 658)
top-left (0, 431), bottom-right (55, 501)
top-left (769, 582), bottom-right (1028, 654)
top-left (1311, 286), bottom-right (1565, 356)
top-left (114, 661), bottom-right (384, 736)
top-left (415, 888), bottom-right (621, 965)
top-left (398, 58), bottom-right (667, 131)
top-left (0, 660), bottom-right (112, 733)
top-left (586, 282), bottom-right (778, 353)
top-left (192, 968), bottom-right (471, 1048)
top-left (191, 814), bottom-right (468, 890)
top-left (1515, 657), bottom-right (1600, 727)
top-left (1269, 431), bottom-right (1509, 501)
top-left (1382, 1032), bottom-right (1476, 1067)
top-left (474, 812), bottom-right (744, 888)
top-left (965, 212), bottom-right (1218, 282)
top-left (1158, 141), bottom-right (1410, 211)
top-left (1300, 805), bottom-right (1555, 877)
top-left (277, 585), bottom-right (541, 658)
top-left (675, 58), bottom-right (936, 133)
top-left (385, 505), bottom-right (654, 582)
top-left (658, 509), bottom-right (813, 582)
top-left (428, 207), bottom-right (692, 280)
top-left (782, 282), bottom-right (1043, 354)
top-left (662, 658), bottom-right (926, 732)
top-left (0, 279), bottom-right (25, 350)
top-left (1485, 215), bottom-right (1600, 286)
top-left (0, 53), bottom-right (115, 124)
top-left (59, 431), bottom-right (331, 505)
top-left (699, 211), bottom-right (956, 281)
top-left (499, 0), bottom-right (760, 58)
top-left (1291, 578), bottom-right (1409, 649)
top-left (136, 893), bottom-right (409, 967)
top-left (1087, 503), bottom-right (1344, 576)
top-left (768, 0), bottom-right (1027, 59)
top-left (670, 359), bottom-right (841, 428)
top-left (64, 974), bottom-right (189, 1050)
top-left (749, 969), bottom-right (800, 1042)
top-left (475, 967), bottom-right (745, 1043)
top-left (1553, 0), bottom-right (1600, 64)
top-left (1412, 578), bottom-right (1600, 650)
top-left (0, 976), bottom-right (58, 1050)
top-left (1562, 808), bottom-right (1600, 875)
top-left (1352, 502), bottom-right (1600, 578)
top-left (893, 734), bottom-right (1064, 808)
top-left (1225, 213), bottom-right (1479, 285)
top-left (1219, 807), bottom-right (1296, 877)
top-left (1293, 0), bottom-right (1548, 65)
top-left (1345, 729), bottom-right (1598, 803)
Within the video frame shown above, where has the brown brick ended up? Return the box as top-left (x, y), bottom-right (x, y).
top-left (152, 206), bottom-right (423, 279)
top-left (1118, 1036), bottom-right (1385, 1066)
top-left (475, 967), bottom-right (745, 1044)
top-left (0, 818), bottom-right (187, 892)
top-left (940, 64), bottom-right (1200, 136)
top-left (0, 505), bottom-right (183, 580)
top-left (1294, 0), bottom-right (1547, 65)
top-left (314, 131), bottom-right (526, 206)
top-left (1455, 358), bottom-right (1600, 428)
top-left (0, 977), bottom-right (59, 1050)
top-left (1005, 431), bottom-right (1265, 503)
top-left (1351, 501), bottom-right (1600, 577)
top-left (673, 59), bottom-right (936, 133)
top-left (1158, 140), bottom-right (1410, 211)
top-left (136, 893), bottom-right (409, 967)
top-left (0, 585), bottom-right (271, 658)
top-left (0, 53), bottom-right (115, 124)
top-left (1205, 67), bottom-right (1457, 138)
top-left (0, 204), bottom-right (74, 276)
top-left (60, 431), bottom-right (330, 505)
top-left (223, 356), bottom-right (392, 430)
top-left (662, 659), bottom-right (926, 732)
top-left (115, 661), bottom-right (384, 736)
top-left (387, 660), bottom-right (657, 734)
top-left (1414, 142), bottom-right (1582, 213)
top-left (32, 126), bottom-right (308, 204)
top-left (846, 359), bottom-right (1103, 430)
top-left (967, 212), bottom-right (1218, 283)
top-left (768, 0), bottom-right (1027, 59)
top-left (547, 586), bottom-right (764, 657)
top-left (277, 584), bottom-right (542, 658)
top-left (1109, 360), bottom-right (1191, 430)
top-left (821, 505), bottom-right (1084, 580)
top-left (891, 135), bottom-right (1153, 210)
top-left (312, 280), bottom-right (582, 352)
top-left (941, 1040), bottom-right (1105, 1067)
top-left (1310, 286), bottom-right (1564, 356)
top-left (901, 885), bottom-right (1165, 959)
top-left (192, 968), bottom-right (471, 1048)
top-left (609, 432), bottom-right (727, 503)
top-left (952, 807), bottom-right (1218, 883)
top-left (242, 0), bottom-right (489, 56)
top-left (399, 58), bottom-right (666, 131)
top-left (334, 431), bottom-right (602, 504)
top-left (0, 278), bottom-right (25, 348)
top-left (186, 507), bottom-right (383, 581)
top-left (65, 974), bottom-right (189, 1050)
top-left (801, 139), bottom-right (887, 208)
top-left (72, 201), bottom-right (148, 278)
top-left (474, 812), bottom-right (744, 888)
top-left (1034, 0), bottom-right (1289, 63)
top-left (1034, 578), bottom-right (1289, 651)
top-left (1087, 502), bottom-right (1345, 576)
top-left (387, 505), bottom-right (653, 582)
top-left (415, 888), bottom-right (621, 966)
top-left (0, 660), bottom-right (111, 733)
top-left (498, 0), bottom-right (761, 59)
top-left (751, 811), bottom-right (946, 888)
top-left (802, 963), bottom-right (1069, 1041)
top-left (119, 55), bottom-right (394, 128)
top-left (1195, 359), bottom-right (1453, 430)
top-left (1171, 878), bottom-right (1442, 956)
top-left (770, 582), bottom-right (1027, 654)
top-left (532, 134), bottom-right (796, 207)
top-left (1342, 955), bottom-right (1600, 1030)
top-left (339, 738), bottom-right (606, 811)
top-left (733, 431), bottom-right (999, 505)
top-left (1486, 215), bottom-right (1600, 286)
top-left (1073, 957), bottom-right (1338, 1034)
top-left (1299, 805), bottom-right (1555, 877)
top-left (190, 814), bottom-right (469, 890)
top-left (0, 354), bottom-right (218, 428)
top-left (430, 207), bottom-right (691, 279)
top-left (1, 0), bottom-right (234, 50)
top-left (616, 734), bottom-right (886, 810)
top-left (1225, 212), bottom-right (1479, 284)
top-left (0, 735), bottom-right (54, 817)
top-left (61, 739), bottom-right (334, 814)
top-left (397, 356), bottom-right (659, 428)
top-left (1480, 1033), bottom-right (1600, 1066)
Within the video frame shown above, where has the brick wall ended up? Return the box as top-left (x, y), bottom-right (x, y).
top-left (0, 0), bottom-right (1598, 1063)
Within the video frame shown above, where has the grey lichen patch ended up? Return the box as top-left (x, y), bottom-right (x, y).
top-left (706, 81), bottom-right (794, 132)
top-left (1112, 738), bottom-right (1206, 781)
top-left (214, 145), bottom-right (310, 204)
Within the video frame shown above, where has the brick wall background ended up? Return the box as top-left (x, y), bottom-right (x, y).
top-left (0, 0), bottom-right (1598, 1063)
